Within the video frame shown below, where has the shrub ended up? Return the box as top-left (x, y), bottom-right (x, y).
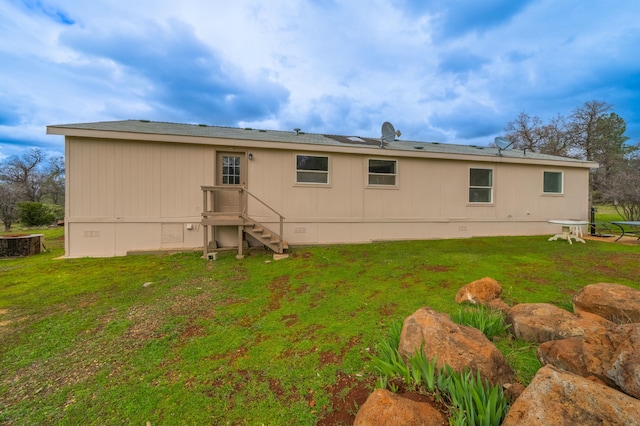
top-left (17, 202), bottom-right (56, 227)
top-left (44, 203), bottom-right (64, 222)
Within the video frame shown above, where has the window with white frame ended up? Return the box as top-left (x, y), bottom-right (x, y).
top-left (296, 155), bottom-right (329, 184)
top-left (543, 171), bottom-right (563, 194)
top-left (469, 168), bottom-right (493, 203)
top-left (368, 159), bottom-right (397, 186)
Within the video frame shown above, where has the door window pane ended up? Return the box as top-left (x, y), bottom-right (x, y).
top-left (222, 156), bottom-right (241, 185)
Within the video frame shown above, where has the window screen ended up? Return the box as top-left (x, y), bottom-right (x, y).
top-left (469, 168), bottom-right (493, 203)
top-left (368, 159), bottom-right (397, 185)
top-left (296, 155), bottom-right (329, 184)
top-left (543, 171), bottom-right (563, 193)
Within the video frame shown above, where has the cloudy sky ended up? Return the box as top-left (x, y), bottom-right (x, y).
top-left (1, 0), bottom-right (639, 160)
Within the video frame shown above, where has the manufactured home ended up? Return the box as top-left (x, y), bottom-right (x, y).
top-left (47, 120), bottom-right (597, 258)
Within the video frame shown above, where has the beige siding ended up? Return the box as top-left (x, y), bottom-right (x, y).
top-left (66, 138), bottom-right (214, 256)
top-left (64, 137), bottom-right (592, 257)
top-left (244, 148), bottom-right (590, 244)
top-left (68, 138), bottom-right (213, 219)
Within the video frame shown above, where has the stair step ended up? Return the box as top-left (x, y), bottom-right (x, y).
top-left (241, 219), bottom-right (288, 254)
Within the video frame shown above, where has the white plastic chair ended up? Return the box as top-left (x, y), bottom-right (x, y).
top-left (570, 225), bottom-right (584, 238)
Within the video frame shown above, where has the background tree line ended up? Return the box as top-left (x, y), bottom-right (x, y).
top-left (503, 100), bottom-right (640, 221)
top-left (0, 148), bottom-right (65, 231)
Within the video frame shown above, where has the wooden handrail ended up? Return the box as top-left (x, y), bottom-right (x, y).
top-left (240, 186), bottom-right (285, 253)
top-left (200, 186), bottom-right (286, 253)
top-left (240, 187), bottom-right (285, 220)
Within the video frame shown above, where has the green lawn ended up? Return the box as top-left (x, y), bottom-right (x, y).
top-left (593, 204), bottom-right (625, 222)
top-left (1, 224), bottom-right (639, 424)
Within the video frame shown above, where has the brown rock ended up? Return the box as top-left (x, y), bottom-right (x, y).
top-left (573, 283), bottom-right (640, 324)
top-left (487, 298), bottom-right (511, 314)
top-left (506, 303), bottom-right (605, 343)
top-left (455, 277), bottom-right (502, 305)
top-left (353, 388), bottom-right (447, 426)
top-left (503, 382), bottom-right (526, 401)
top-left (574, 309), bottom-right (617, 327)
top-left (586, 375), bottom-right (610, 386)
top-left (537, 324), bottom-right (629, 387)
top-left (503, 365), bottom-right (640, 426)
top-left (606, 324), bottom-right (640, 399)
top-left (538, 337), bottom-right (590, 376)
top-left (399, 307), bottom-right (514, 385)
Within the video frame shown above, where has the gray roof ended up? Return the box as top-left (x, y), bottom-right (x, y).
top-left (48, 119), bottom-right (592, 164)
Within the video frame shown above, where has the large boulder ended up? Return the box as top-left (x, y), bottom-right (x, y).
top-left (573, 283), bottom-right (640, 324)
top-left (454, 277), bottom-right (502, 305)
top-left (502, 365), bottom-right (640, 426)
top-left (506, 303), bottom-right (605, 343)
top-left (537, 324), bottom-right (628, 388)
top-left (398, 307), bottom-right (514, 385)
top-left (353, 388), bottom-right (447, 426)
top-left (606, 324), bottom-right (640, 399)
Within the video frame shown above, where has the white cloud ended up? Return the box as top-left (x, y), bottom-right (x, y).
top-left (0, 0), bottom-right (639, 161)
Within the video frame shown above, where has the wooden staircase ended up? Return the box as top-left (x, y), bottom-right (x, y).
top-left (201, 186), bottom-right (288, 259)
top-left (242, 217), bottom-right (288, 254)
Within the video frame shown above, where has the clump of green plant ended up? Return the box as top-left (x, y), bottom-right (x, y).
top-left (370, 321), bottom-right (411, 388)
top-left (494, 339), bottom-right (541, 386)
top-left (451, 305), bottom-right (511, 340)
top-left (371, 340), bottom-right (439, 393)
top-left (371, 322), bottom-right (510, 425)
top-left (408, 345), bottom-right (438, 393)
top-left (439, 366), bottom-right (509, 426)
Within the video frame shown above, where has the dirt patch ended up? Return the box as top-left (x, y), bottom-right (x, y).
top-left (583, 234), bottom-right (640, 246)
top-left (378, 303), bottom-right (397, 317)
top-left (282, 314), bottom-right (298, 327)
top-left (292, 251), bottom-right (314, 259)
top-left (180, 322), bottom-right (206, 339)
top-left (426, 265), bottom-right (452, 273)
top-left (317, 372), bottom-right (373, 425)
top-left (267, 275), bottom-right (292, 311)
top-left (0, 308), bottom-right (9, 328)
top-left (319, 335), bottom-right (361, 366)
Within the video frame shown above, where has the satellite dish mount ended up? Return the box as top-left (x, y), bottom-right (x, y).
top-left (494, 136), bottom-right (514, 156)
top-left (381, 121), bottom-right (400, 149)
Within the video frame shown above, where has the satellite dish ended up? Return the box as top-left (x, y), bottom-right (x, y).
top-left (381, 121), bottom-right (396, 148)
top-left (494, 136), bottom-right (514, 155)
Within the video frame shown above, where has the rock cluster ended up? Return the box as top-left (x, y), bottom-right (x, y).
top-left (355, 280), bottom-right (640, 426)
top-left (503, 364), bottom-right (640, 426)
